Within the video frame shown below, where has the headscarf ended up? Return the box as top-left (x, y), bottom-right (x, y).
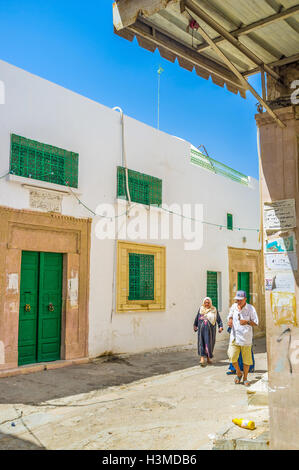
top-left (200, 297), bottom-right (217, 325)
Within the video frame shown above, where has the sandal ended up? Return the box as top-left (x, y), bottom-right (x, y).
top-left (234, 375), bottom-right (242, 384)
top-left (226, 370), bottom-right (236, 375)
top-left (243, 380), bottom-right (250, 386)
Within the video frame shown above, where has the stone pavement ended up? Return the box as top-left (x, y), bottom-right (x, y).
top-left (0, 337), bottom-right (267, 450)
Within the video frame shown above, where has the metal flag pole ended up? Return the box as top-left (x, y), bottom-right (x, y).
top-left (157, 65), bottom-right (164, 130)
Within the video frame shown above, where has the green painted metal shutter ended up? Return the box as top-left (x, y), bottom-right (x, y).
top-left (18, 252), bottom-right (39, 366)
top-left (37, 253), bottom-right (63, 363)
top-left (238, 272), bottom-right (251, 303)
top-left (10, 134), bottom-right (79, 188)
top-left (227, 213), bottom-right (233, 230)
top-left (117, 167), bottom-right (162, 206)
top-left (129, 253), bottom-right (155, 300)
top-left (207, 271), bottom-right (218, 309)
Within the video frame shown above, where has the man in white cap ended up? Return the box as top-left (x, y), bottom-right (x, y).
top-left (227, 290), bottom-right (258, 386)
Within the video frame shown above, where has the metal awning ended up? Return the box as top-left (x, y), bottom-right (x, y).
top-left (113, 0), bottom-right (299, 126)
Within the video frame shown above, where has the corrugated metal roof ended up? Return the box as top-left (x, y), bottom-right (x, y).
top-left (113, 0), bottom-right (299, 98)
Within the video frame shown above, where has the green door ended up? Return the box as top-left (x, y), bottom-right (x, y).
top-left (37, 253), bottom-right (63, 363)
top-left (207, 271), bottom-right (218, 309)
top-left (238, 272), bottom-right (251, 303)
top-left (18, 252), bottom-right (39, 366)
top-left (18, 251), bottom-right (62, 366)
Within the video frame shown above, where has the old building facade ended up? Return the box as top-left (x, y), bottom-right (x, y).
top-left (0, 59), bottom-right (263, 373)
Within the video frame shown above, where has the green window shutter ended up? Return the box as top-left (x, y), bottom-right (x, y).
top-left (227, 213), bottom-right (233, 230)
top-left (117, 167), bottom-right (162, 206)
top-left (129, 253), bottom-right (155, 300)
top-left (207, 271), bottom-right (218, 309)
top-left (10, 134), bottom-right (78, 188)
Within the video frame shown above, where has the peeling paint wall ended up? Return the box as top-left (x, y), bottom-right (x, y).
top-left (68, 273), bottom-right (79, 308)
top-left (7, 273), bottom-right (18, 294)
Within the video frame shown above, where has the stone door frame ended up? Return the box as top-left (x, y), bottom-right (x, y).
top-left (228, 246), bottom-right (265, 333)
top-left (0, 206), bottom-right (91, 370)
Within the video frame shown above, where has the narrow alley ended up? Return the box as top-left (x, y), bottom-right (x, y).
top-left (0, 337), bottom-right (267, 450)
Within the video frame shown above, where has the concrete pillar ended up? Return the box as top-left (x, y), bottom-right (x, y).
top-left (256, 104), bottom-right (299, 449)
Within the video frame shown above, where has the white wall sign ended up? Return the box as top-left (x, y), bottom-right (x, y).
top-left (263, 199), bottom-right (296, 231)
top-left (29, 187), bottom-right (62, 213)
top-left (272, 272), bottom-right (295, 293)
top-left (265, 252), bottom-right (298, 271)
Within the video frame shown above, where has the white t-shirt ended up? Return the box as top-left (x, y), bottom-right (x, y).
top-left (227, 303), bottom-right (258, 346)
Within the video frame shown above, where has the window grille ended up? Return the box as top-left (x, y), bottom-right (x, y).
top-left (128, 253), bottom-right (155, 300)
top-left (207, 271), bottom-right (218, 309)
top-left (227, 213), bottom-right (233, 230)
top-left (10, 134), bottom-right (79, 188)
top-left (117, 166), bottom-right (162, 206)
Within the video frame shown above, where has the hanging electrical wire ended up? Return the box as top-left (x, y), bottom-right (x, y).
top-left (67, 186), bottom-right (259, 232)
top-left (1, 169), bottom-right (259, 231)
top-left (0, 171), bottom-right (9, 180)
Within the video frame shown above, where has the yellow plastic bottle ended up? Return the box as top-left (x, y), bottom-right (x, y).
top-left (232, 418), bottom-right (256, 430)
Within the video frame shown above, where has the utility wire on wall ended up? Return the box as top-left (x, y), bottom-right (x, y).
top-left (1, 170), bottom-right (259, 231)
top-left (67, 183), bottom-right (260, 232)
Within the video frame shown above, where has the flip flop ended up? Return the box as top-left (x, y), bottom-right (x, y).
top-left (243, 380), bottom-right (250, 386)
top-left (226, 370), bottom-right (236, 375)
top-left (234, 375), bottom-right (242, 384)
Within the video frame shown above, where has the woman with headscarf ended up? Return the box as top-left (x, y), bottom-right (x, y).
top-left (193, 297), bottom-right (223, 366)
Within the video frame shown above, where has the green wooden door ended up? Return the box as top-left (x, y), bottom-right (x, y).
top-left (207, 271), bottom-right (218, 309)
top-left (238, 272), bottom-right (251, 303)
top-left (18, 252), bottom-right (39, 366)
top-left (37, 253), bottom-right (63, 363)
top-left (18, 251), bottom-right (62, 365)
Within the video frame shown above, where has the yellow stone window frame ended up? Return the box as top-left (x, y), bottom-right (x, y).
top-left (116, 240), bottom-right (166, 312)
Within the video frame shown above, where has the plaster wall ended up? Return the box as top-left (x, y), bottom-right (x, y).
top-left (0, 59), bottom-right (262, 358)
top-left (256, 105), bottom-right (299, 450)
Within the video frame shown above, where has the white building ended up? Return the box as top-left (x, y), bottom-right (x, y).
top-left (0, 60), bottom-right (263, 372)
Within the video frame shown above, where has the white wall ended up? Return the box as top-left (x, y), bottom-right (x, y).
top-left (0, 60), bottom-right (260, 357)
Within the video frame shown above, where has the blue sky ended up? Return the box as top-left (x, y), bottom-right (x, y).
top-left (0, 0), bottom-right (261, 178)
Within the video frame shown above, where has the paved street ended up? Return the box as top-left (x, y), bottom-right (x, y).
top-left (0, 337), bottom-right (267, 450)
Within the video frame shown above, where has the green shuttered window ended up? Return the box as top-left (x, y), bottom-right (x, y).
top-left (10, 134), bottom-right (79, 188)
top-left (227, 213), bottom-right (233, 230)
top-left (117, 166), bottom-right (162, 206)
top-left (129, 253), bottom-right (155, 300)
top-left (207, 271), bottom-right (218, 309)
